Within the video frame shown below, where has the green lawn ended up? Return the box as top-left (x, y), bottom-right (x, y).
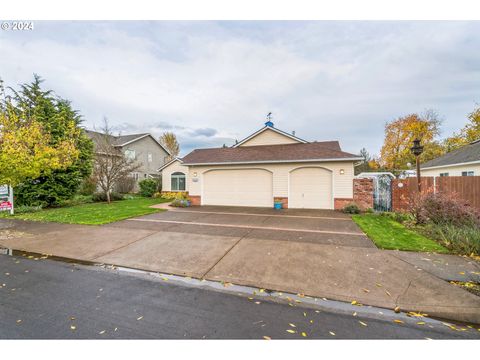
top-left (352, 214), bottom-right (449, 253)
top-left (6, 197), bottom-right (170, 225)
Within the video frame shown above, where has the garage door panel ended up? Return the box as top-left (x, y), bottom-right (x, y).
top-left (289, 167), bottom-right (332, 209)
top-left (203, 169), bottom-right (273, 207)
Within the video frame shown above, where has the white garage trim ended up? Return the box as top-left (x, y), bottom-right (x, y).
top-left (201, 168), bottom-right (274, 207)
top-left (288, 166), bottom-right (334, 209)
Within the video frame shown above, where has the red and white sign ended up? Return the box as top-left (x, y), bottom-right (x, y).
top-left (0, 200), bottom-right (12, 211)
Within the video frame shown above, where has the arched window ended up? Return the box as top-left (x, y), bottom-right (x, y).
top-left (171, 172), bottom-right (186, 191)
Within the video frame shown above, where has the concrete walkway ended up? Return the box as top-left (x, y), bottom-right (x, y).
top-left (1, 216), bottom-right (480, 324)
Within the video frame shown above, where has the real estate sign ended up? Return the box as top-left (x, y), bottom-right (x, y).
top-left (0, 185), bottom-right (14, 215)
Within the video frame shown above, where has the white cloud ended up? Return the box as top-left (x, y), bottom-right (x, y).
top-left (1, 21), bottom-right (479, 155)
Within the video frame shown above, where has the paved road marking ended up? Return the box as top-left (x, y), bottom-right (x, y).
top-left (127, 218), bottom-right (365, 236)
top-left (166, 209), bottom-right (352, 221)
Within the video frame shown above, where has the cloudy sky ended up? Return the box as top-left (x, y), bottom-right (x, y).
top-left (1, 21), bottom-right (479, 156)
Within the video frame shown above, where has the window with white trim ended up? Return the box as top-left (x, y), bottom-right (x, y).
top-left (439, 173), bottom-right (449, 177)
top-left (147, 153), bottom-right (153, 162)
top-left (462, 171), bottom-right (474, 176)
top-left (171, 172), bottom-right (186, 191)
top-left (125, 149), bottom-right (136, 160)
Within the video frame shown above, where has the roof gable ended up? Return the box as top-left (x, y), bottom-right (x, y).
top-left (234, 125), bottom-right (307, 148)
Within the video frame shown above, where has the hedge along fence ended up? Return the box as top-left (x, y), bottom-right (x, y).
top-left (392, 176), bottom-right (480, 211)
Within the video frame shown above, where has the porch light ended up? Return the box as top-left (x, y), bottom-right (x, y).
top-left (193, 172), bottom-right (198, 177)
top-left (339, 169), bottom-right (345, 175)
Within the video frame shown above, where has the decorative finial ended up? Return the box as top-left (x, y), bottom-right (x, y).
top-left (265, 112), bottom-right (274, 127)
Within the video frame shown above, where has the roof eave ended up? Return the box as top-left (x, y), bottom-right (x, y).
top-left (421, 159), bottom-right (480, 170)
top-left (182, 157), bottom-right (362, 166)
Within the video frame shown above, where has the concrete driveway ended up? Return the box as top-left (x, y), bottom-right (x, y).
top-left (2, 206), bottom-right (480, 324)
top-left (111, 205), bottom-right (375, 248)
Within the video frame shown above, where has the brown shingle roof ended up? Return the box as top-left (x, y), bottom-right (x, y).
top-left (182, 141), bottom-right (361, 165)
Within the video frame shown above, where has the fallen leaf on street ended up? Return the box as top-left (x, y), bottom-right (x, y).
top-left (359, 321), bottom-right (367, 327)
top-left (393, 320), bottom-right (404, 324)
top-left (99, 330), bottom-right (106, 335)
top-left (362, 288), bottom-right (370, 293)
top-left (137, 316), bottom-right (143, 321)
top-left (16, 319), bottom-right (22, 324)
top-left (301, 332), bottom-right (307, 337)
top-left (263, 336), bottom-right (271, 340)
top-left (394, 306), bottom-right (400, 313)
top-left (417, 322), bottom-right (426, 325)
top-left (70, 325), bottom-right (76, 331)
top-left (289, 323), bottom-right (296, 328)
top-left (254, 301), bottom-right (261, 305)
top-left (385, 290), bottom-right (391, 297)
top-left (286, 329), bottom-right (296, 334)
top-left (329, 331), bottom-right (335, 336)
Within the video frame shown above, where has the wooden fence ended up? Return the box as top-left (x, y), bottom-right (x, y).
top-left (392, 176), bottom-right (480, 211)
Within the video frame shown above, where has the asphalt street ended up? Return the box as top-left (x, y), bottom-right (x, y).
top-left (0, 254), bottom-right (479, 339)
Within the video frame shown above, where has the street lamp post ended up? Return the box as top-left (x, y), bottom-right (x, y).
top-left (410, 138), bottom-right (424, 192)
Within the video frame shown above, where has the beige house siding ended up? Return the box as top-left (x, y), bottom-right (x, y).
top-left (187, 161), bottom-right (355, 201)
top-left (161, 160), bottom-right (190, 192)
top-left (422, 163), bottom-right (480, 177)
top-left (122, 136), bottom-right (169, 180)
top-left (239, 128), bottom-right (300, 147)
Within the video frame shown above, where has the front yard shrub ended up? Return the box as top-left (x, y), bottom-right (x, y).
top-left (170, 198), bottom-right (191, 207)
top-left (411, 192), bottom-right (480, 227)
top-left (115, 176), bottom-right (136, 194)
top-left (78, 176), bottom-right (97, 196)
top-left (343, 203), bottom-right (360, 214)
top-left (161, 191), bottom-right (189, 200)
top-left (92, 192), bottom-right (124, 202)
top-left (138, 179), bottom-right (157, 197)
top-left (424, 223), bottom-right (480, 255)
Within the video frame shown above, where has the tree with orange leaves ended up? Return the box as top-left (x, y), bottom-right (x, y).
top-left (379, 110), bottom-right (445, 171)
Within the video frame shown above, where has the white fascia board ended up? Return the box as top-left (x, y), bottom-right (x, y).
top-left (421, 160), bottom-right (480, 170)
top-left (232, 126), bottom-right (308, 148)
top-left (182, 157), bottom-right (363, 166)
top-left (157, 157), bottom-right (184, 172)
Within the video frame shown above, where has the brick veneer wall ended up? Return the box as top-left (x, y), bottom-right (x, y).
top-left (188, 195), bottom-right (201, 206)
top-left (334, 198), bottom-right (353, 210)
top-left (353, 178), bottom-right (374, 210)
top-left (392, 179), bottom-right (409, 211)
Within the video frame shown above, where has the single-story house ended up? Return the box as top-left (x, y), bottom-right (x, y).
top-left (421, 139), bottom-right (480, 177)
top-left (159, 122), bottom-right (362, 209)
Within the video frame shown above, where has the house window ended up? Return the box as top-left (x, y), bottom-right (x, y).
top-left (462, 171), bottom-right (474, 176)
top-left (147, 153), bottom-right (153, 163)
top-left (125, 149), bottom-right (136, 160)
top-left (171, 172), bottom-right (186, 191)
top-left (132, 173), bottom-right (139, 181)
top-left (439, 173), bottom-right (449, 177)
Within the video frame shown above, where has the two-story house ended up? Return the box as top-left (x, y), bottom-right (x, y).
top-left (86, 130), bottom-right (170, 189)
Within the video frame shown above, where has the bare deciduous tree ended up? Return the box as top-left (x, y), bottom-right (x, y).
top-left (92, 118), bottom-right (141, 203)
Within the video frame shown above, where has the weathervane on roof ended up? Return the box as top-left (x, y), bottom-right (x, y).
top-left (265, 112), bottom-right (274, 127)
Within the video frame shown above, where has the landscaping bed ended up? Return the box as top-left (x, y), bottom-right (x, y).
top-left (1, 196), bottom-right (170, 225)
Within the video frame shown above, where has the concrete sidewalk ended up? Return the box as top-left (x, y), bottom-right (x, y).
top-left (1, 218), bottom-right (480, 324)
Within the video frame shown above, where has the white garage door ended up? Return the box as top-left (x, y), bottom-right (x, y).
top-left (289, 167), bottom-right (333, 209)
top-left (203, 169), bottom-right (273, 207)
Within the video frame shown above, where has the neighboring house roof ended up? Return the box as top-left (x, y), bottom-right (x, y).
top-left (233, 123), bottom-right (308, 147)
top-left (181, 141), bottom-right (362, 166)
top-left (85, 130), bottom-right (171, 155)
top-left (421, 139), bottom-right (480, 169)
top-left (157, 157), bottom-right (184, 171)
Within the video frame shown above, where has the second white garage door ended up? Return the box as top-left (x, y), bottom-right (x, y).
top-left (202, 169), bottom-right (273, 207)
top-left (289, 167), bottom-right (333, 209)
